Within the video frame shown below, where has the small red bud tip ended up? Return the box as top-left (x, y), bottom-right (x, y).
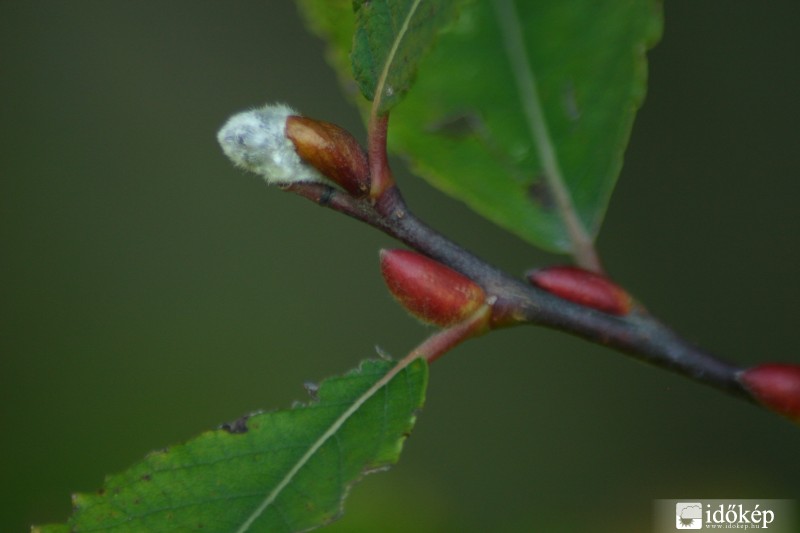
top-left (527, 265), bottom-right (632, 316)
top-left (380, 249), bottom-right (486, 327)
top-left (739, 364), bottom-right (800, 423)
top-left (285, 116), bottom-right (370, 197)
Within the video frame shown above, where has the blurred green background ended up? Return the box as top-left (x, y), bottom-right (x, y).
top-left (2, 2), bottom-right (799, 532)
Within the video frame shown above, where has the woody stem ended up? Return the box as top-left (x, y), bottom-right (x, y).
top-left (283, 182), bottom-right (752, 404)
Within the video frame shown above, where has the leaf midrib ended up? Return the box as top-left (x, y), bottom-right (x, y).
top-left (234, 358), bottom-right (419, 532)
top-left (372, 0), bottom-right (423, 114)
top-left (491, 0), bottom-right (599, 269)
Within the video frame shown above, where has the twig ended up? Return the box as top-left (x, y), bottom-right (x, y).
top-left (284, 182), bottom-right (751, 403)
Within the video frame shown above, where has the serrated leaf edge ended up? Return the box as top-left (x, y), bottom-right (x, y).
top-left (234, 355), bottom-right (426, 532)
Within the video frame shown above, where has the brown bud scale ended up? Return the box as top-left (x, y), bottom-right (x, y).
top-left (285, 116), bottom-right (370, 196)
top-left (527, 265), bottom-right (632, 316)
top-left (380, 249), bottom-right (486, 327)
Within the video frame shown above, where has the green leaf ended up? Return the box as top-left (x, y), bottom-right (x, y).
top-left (297, 0), bottom-right (662, 254)
top-left (301, 0), bottom-right (462, 115)
top-left (35, 358), bottom-right (428, 533)
top-left (352, 0), bottom-right (462, 114)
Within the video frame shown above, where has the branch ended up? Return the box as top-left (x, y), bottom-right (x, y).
top-left (217, 97), bottom-right (799, 421)
top-left (284, 182), bottom-right (751, 403)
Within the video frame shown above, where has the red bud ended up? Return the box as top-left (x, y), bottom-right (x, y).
top-left (380, 249), bottom-right (486, 327)
top-left (739, 364), bottom-right (800, 423)
top-left (285, 116), bottom-right (370, 197)
top-left (527, 265), bottom-right (632, 316)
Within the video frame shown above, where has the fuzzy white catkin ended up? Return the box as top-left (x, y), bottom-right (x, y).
top-left (217, 103), bottom-right (331, 185)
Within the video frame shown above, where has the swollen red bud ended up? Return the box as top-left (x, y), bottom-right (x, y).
top-left (380, 249), bottom-right (486, 327)
top-left (285, 116), bottom-right (370, 197)
top-left (527, 265), bottom-right (632, 316)
top-left (739, 364), bottom-right (800, 423)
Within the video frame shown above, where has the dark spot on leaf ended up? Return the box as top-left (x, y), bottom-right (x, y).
top-left (562, 81), bottom-right (581, 122)
top-left (140, 474), bottom-right (151, 482)
top-left (97, 488), bottom-right (105, 496)
top-left (527, 178), bottom-right (555, 210)
top-left (425, 112), bottom-right (481, 138)
top-left (220, 414), bottom-right (250, 434)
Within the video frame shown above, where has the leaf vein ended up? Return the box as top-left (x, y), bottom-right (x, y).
top-left (491, 0), bottom-right (600, 269)
top-left (373, 0), bottom-right (423, 113)
top-left (234, 358), bottom-right (421, 532)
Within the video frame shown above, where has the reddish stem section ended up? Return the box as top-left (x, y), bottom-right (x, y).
top-left (412, 306), bottom-right (492, 364)
top-left (367, 113), bottom-right (395, 201)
